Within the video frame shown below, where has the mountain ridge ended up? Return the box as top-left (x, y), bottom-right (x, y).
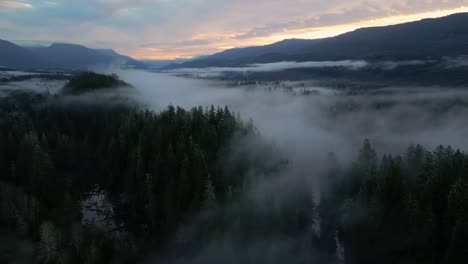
top-left (166, 12), bottom-right (468, 69)
top-left (0, 40), bottom-right (144, 70)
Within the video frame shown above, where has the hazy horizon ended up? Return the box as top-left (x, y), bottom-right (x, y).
top-left (1, 0), bottom-right (468, 59)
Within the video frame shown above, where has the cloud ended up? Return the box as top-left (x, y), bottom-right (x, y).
top-left (1, 0), bottom-right (468, 58)
top-left (108, 69), bottom-right (468, 261)
top-left (168, 60), bottom-right (369, 77)
top-left (6, 68), bottom-right (468, 261)
top-left (443, 56), bottom-right (468, 68)
top-left (232, 1), bottom-right (468, 40)
top-left (141, 37), bottom-right (225, 48)
top-left (0, 0), bottom-right (32, 8)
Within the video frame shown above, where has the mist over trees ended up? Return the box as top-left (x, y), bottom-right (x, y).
top-left (319, 142), bottom-right (468, 264)
top-left (1, 71), bottom-right (468, 264)
top-left (0, 89), bottom-right (279, 263)
top-left (62, 72), bottom-right (131, 95)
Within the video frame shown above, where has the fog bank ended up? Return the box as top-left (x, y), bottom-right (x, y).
top-left (118, 70), bottom-right (468, 161)
top-left (111, 70), bottom-right (468, 263)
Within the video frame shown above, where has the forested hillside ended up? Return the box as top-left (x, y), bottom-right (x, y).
top-left (319, 141), bottom-right (468, 264)
top-left (1, 84), bottom-right (468, 263)
top-left (62, 72), bottom-right (131, 94)
top-left (0, 90), bottom-right (277, 263)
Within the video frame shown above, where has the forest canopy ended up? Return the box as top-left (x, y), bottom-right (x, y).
top-left (1, 72), bottom-right (468, 264)
top-left (62, 72), bottom-right (131, 95)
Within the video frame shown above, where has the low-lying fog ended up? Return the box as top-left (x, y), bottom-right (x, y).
top-left (121, 69), bottom-right (468, 205)
top-left (57, 68), bottom-right (466, 204)
top-left (4, 68), bottom-right (468, 262)
top-left (4, 68), bottom-right (468, 199)
top-left (163, 57), bottom-right (468, 78)
top-left (116, 70), bottom-right (468, 164)
top-left (115, 69), bottom-right (468, 263)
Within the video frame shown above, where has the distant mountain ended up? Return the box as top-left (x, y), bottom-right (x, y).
top-left (143, 56), bottom-right (210, 69)
top-left (27, 43), bottom-right (146, 69)
top-left (168, 12), bottom-right (468, 69)
top-left (142, 59), bottom-right (192, 69)
top-left (27, 43), bottom-right (114, 69)
top-left (0, 40), bottom-right (146, 70)
top-left (93, 48), bottom-right (146, 68)
top-left (0, 39), bottom-right (48, 69)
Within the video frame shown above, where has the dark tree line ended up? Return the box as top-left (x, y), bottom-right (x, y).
top-left (1, 88), bottom-right (468, 264)
top-left (62, 72), bottom-right (130, 95)
top-left (0, 90), bottom-right (271, 263)
top-left (319, 140), bottom-right (468, 264)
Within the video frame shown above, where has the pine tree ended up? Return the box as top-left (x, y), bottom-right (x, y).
top-left (38, 221), bottom-right (60, 263)
top-left (357, 139), bottom-right (378, 177)
top-left (203, 174), bottom-right (217, 210)
top-left (421, 151), bottom-right (434, 185)
top-left (178, 155), bottom-right (190, 211)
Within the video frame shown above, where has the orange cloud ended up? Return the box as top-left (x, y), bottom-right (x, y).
top-left (0, 0), bottom-right (33, 8)
top-left (133, 6), bottom-right (468, 60)
top-left (264, 6), bottom-right (468, 42)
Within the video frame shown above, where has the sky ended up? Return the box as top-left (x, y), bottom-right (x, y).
top-left (1, 0), bottom-right (468, 59)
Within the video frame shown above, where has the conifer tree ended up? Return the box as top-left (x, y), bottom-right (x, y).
top-left (203, 174), bottom-right (217, 210)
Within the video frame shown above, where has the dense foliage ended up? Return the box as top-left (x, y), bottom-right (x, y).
top-left (319, 140), bottom-right (468, 264)
top-left (0, 90), bottom-right (271, 263)
top-left (1, 87), bottom-right (468, 264)
top-left (62, 72), bottom-right (130, 95)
